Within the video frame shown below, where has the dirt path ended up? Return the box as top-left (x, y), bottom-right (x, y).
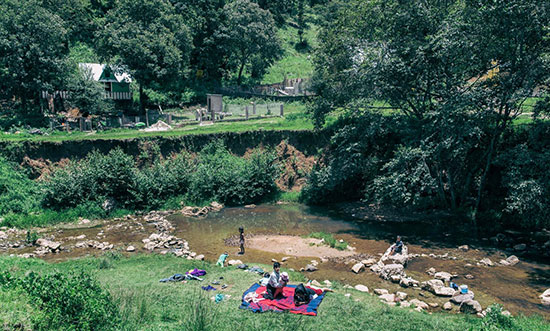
top-left (246, 235), bottom-right (355, 258)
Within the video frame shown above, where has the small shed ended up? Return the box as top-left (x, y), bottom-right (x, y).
top-left (79, 63), bottom-right (132, 100)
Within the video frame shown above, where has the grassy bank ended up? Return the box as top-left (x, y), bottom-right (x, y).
top-left (0, 254), bottom-right (547, 330)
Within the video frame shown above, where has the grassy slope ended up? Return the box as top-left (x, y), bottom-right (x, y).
top-left (0, 255), bottom-right (548, 330)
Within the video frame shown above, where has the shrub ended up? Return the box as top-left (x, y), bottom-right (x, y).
top-left (132, 153), bottom-right (192, 209)
top-left (187, 141), bottom-right (278, 205)
top-left (0, 156), bottom-right (41, 214)
top-left (0, 270), bottom-right (120, 330)
top-left (43, 148), bottom-right (137, 209)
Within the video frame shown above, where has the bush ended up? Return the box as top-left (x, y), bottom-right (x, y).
top-left (132, 153), bottom-right (192, 209)
top-left (187, 141), bottom-right (278, 205)
top-left (0, 156), bottom-right (41, 214)
top-left (43, 148), bottom-right (137, 209)
top-left (0, 270), bottom-right (120, 330)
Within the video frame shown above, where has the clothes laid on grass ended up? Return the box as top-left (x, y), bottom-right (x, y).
top-left (240, 284), bottom-right (326, 316)
top-left (187, 268), bottom-right (207, 277)
top-left (248, 266), bottom-right (264, 274)
top-left (294, 283), bottom-right (320, 306)
top-left (202, 285), bottom-right (217, 291)
top-left (159, 273), bottom-right (186, 282)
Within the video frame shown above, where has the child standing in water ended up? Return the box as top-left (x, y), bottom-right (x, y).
top-left (238, 226), bottom-right (245, 255)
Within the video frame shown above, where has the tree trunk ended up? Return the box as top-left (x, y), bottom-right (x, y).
top-left (473, 132), bottom-right (497, 223)
top-left (237, 61), bottom-right (245, 86)
top-left (139, 83), bottom-right (145, 115)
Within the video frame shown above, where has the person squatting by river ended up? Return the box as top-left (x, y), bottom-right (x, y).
top-left (390, 235), bottom-right (403, 255)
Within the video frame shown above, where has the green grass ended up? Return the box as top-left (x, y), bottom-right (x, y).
top-left (275, 191), bottom-right (301, 203)
top-left (261, 23), bottom-right (318, 85)
top-left (308, 232), bottom-right (348, 251)
top-left (0, 254), bottom-right (547, 330)
top-left (0, 103), bottom-right (312, 143)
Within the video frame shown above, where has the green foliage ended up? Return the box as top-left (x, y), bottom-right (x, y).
top-left (0, 157), bottom-right (41, 215)
top-left (308, 232), bottom-right (347, 250)
top-left (187, 141), bottom-right (279, 205)
top-left (97, 0), bottom-right (192, 110)
top-left (217, 0), bottom-right (282, 85)
top-left (0, 0), bottom-right (69, 113)
top-left (43, 148), bottom-right (136, 209)
top-left (0, 270), bottom-right (120, 330)
top-left (65, 64), bottom-right (115, 116)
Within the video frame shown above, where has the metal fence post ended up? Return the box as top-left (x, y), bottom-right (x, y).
top-left (280, 104), bottom-right (284, 117)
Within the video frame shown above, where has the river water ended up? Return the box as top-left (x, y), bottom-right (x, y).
top-left (9, 203), bottom-right (550, 317)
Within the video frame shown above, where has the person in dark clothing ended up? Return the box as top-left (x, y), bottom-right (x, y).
top-left (390, 235), bottom-right (403, 255)
top-left (238, 226), bottom-right (245, 255)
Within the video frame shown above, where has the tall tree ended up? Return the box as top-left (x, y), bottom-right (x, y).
top-left (97, 0), bottom-right (191, 113)
top-left (0, 0), bottom-right (69, 114)
top-left (217, 0), bottom-right (282, 85)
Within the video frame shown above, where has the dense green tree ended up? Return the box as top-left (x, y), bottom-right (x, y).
top-left (97, 0), bottom-right (192, 112)
top-left (0, 0), bottom-right (69, 114)
top-left (308, 0), bottom-right (550, 221)
top-left (65, 65), bottom-right (115, 116)
top-left (216, 0), bottom-right (282, 85)
top-left (40, 0), bottom-right (98, 45)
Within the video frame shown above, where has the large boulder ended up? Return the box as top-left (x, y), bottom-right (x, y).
top-left (379, 293), bottom-right (395, 303)
top-left (361, 258), bottom-right (377, 267)
top-left (422, 279), bottom-right (445, 292)
top-left (443, 302), bottom-right (453, 310)
top-left (370, 263), bottom-right (383, 274)
top-left (380, 264), bottom-right (405, 280)
top-left (450, 291), bottom-right (475, 304)
top-left (305, 264), bottom-right (318, 272)
top-left (374, 289), bottom-right (389, 295)
top-left (351, 262), bottom-right (365, 274)
top-left (460, 300), bottom-right (482, 314)
top-left (388, 253), bottom-right (408, 265)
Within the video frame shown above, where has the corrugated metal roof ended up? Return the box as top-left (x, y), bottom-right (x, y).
top-left (79, 63), bottom-right (132, 83)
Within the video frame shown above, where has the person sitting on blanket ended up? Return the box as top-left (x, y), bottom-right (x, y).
top-left (264, 262), bottom-right (287, 300)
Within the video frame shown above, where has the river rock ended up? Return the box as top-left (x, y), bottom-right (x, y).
top-left (458, 245), bottom-right (469, 251)
top-left (426, 267), bottom-right (436, 276)
top-left (195, 254), bottom-right (205, 261)
top-left (210, 201), bottom-right (224, 211)
top-left (126, 246), bottom-right (135, 252)
top-left (443, 302), bottom-right (453, 310)
top-left (389, 253), bottom-right (408, 265)
top-left (434, 287), bottom-right (456, 297)
top-left (513, 243), bottom-right (526, 251)
top-left (506, 255), bottom-right (520, 266)
top-left (465, 274), bottom-right (475, 279)
top-left (228, 259), bottom-right (242, 266)
top-left (351, 262), bottom-right (364, 274)
top-left (400, 301), bottom-right (411, 308)
top-left (410, 299), bottom-right (429, 310)
top-left (305, 264), bottom-right (318, 272)
top-left (379, 293), bottom-right (395, 303)
top-left (400, 277), bottom-right (420, 288)
top-left (434, 271), bottom-right (453, 282)
top-left (422, 279), bottom-right (445, 292)
top-left (374, 289), bottom-right (389, 295)
top-left (354, 284), bottom-right (369, 293)
top-left (396, 292), bottom-right (408, 300)
top-left (479, 258), bottom-right (494, 267)
top-left (282, 256), bottom-right (290, 262)
top-left (380, 264), bottom-right (405, 280)
top-left (0, 231), bottom-right (7, 240)
top-left (451, 291), bottom-right (474, 304)
top-left (361, 258), bottom-right (377, 267)
top-left (244, 204), bottom-right (256, 209)
top-left (460, 300), bottom-right (482, 314)
top-left (79, 219), bottom-right (91, 225)
top-left (540, 289), bottom-right (550, 306)
top-left (370, 263), bottom-right (383, 274)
